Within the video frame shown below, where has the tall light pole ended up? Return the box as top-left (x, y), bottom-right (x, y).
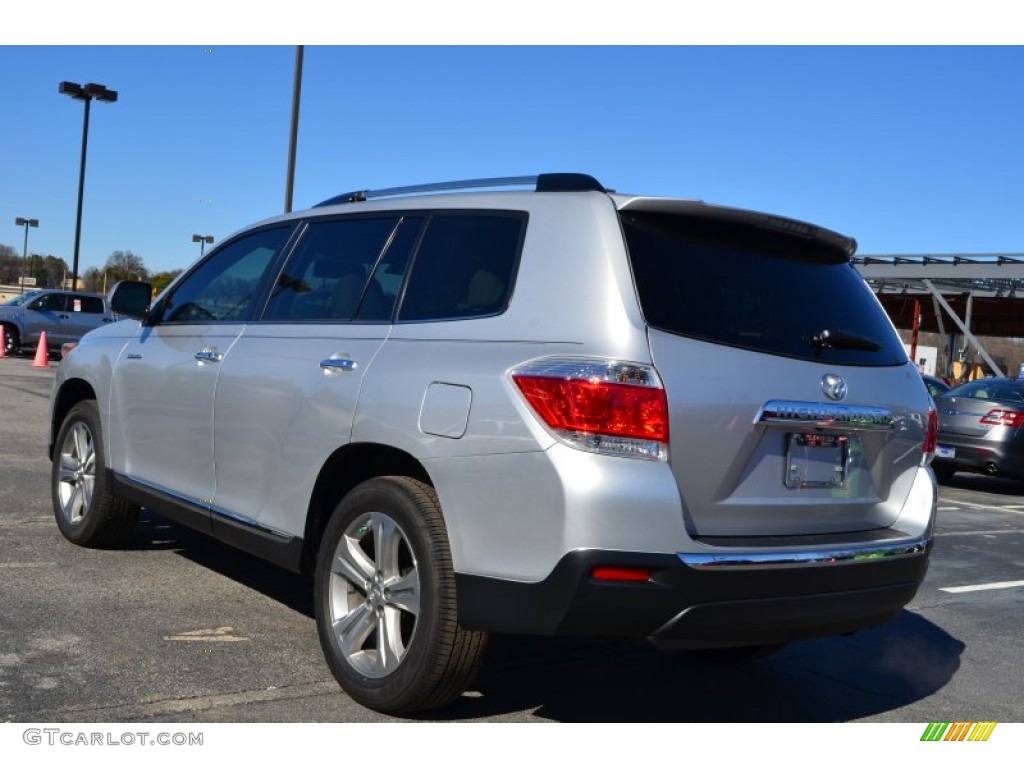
top-left (59, 81), bottom-right (118, 289)
top-left (192, 234), bottom-right (214, 258)
top-left (284, 45), bottom-right (304, 213)
top-left (14, 217), bottom-right (38, 293)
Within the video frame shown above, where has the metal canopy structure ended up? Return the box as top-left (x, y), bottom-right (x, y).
top-left (854, 254), bottom-right (1024, 377)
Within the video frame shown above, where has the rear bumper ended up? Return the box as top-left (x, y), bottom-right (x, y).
top-left (456, 539), bottom-right (931, 647)
top-left (934, 433), bottom-right (1024, 478)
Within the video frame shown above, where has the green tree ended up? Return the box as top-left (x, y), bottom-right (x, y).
top-left (150, 269), bottom-right (183, 295)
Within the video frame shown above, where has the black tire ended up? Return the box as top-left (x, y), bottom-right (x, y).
top-left (2, 324), bottom-right (18, 356)
top-left (52, 400), bottom-right (139, 547)
top-left (314, 476), bottom-right (487, 714)
top-left (932, 463), bottom-right (956, 484)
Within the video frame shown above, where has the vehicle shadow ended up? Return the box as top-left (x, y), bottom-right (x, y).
top-left (126, 510), bottom-right (315, 619)
top-left (126, 510), bottom-right (963, 723)
top-left (430, 613), bottom-right (964, 722)
top-left (940, 473), bottom-right (1024, 496)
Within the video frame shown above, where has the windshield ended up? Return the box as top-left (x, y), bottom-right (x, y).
top-left (2, 290), bottom-right (42, 307)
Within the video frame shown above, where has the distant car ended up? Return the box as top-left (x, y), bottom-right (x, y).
top-left (0, 289), bottom-right (114, 356)
top-left (922, 374), bottom-right (950, 400)
top-left (932, 377), bottom-right (1024, 482)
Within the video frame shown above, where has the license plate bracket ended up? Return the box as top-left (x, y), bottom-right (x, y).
top-left (785, 433), bottom-right (850, 489)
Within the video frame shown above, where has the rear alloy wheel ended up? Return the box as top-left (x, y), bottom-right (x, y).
top-left (52, 400), bottom-right (139, 547)
top-left (315, 477), bottom-right (486, 714)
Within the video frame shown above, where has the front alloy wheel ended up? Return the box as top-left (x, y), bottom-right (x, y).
top-left (57, 420), bottom-right (96, 526)
top-left (51, 400), bottom-right (138, 547)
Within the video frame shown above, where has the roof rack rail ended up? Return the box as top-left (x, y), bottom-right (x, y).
top-left (314, 173), bottom-right (605, 207)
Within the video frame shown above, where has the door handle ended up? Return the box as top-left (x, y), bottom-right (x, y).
top-left (195, 349), bottom-right (223, 363)
top-left (319, 358), bottom-right (358, 373)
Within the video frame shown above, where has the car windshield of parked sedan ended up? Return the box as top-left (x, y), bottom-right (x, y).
top-left (2, 291), bottom-right (42, 307)
top-left (944, 378), bottom-right (1024, 404)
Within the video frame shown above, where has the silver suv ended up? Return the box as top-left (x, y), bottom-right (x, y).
top-left (48, 173), bottom-right (938, 714)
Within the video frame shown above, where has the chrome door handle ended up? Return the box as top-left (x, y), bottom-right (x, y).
top-left (195, 349), bottom-right (223, 363)
top-left (319, 358), bottom-right (358, 373)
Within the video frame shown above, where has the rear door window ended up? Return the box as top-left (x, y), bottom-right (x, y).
top-left (263, 216), bottom-right (421, 322)
top-left (621, 211), bottom-right (907, 366)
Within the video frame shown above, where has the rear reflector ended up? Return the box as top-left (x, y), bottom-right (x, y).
top-left (592, 566), bottom-right (652, 583)
top-left (980, 409), bottom-right (1024, 428)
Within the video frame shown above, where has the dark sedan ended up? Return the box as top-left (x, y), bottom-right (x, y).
top-left (932, 377), bottom-right (1024, 482)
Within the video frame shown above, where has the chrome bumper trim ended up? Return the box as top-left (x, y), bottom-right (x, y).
top-left (679, 539), bottom-right (931, 570)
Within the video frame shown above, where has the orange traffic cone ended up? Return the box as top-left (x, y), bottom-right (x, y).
top-left (32, 331), bottom-right (49, 368)
top-left (0, 325), bottom-right (7, 358)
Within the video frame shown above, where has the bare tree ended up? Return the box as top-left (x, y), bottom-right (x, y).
top-left (104, 250), bottom-right (149, 283)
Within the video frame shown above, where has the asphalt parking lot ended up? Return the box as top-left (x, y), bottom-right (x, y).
top-left (1, 355), bottom-right (1022, 723)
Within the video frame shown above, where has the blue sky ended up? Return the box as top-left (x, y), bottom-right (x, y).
top-left (2, 42), bottom-right (1023, 275)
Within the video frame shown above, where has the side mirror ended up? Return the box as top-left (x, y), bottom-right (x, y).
top-left (109, 281), bottom-right (152, 320)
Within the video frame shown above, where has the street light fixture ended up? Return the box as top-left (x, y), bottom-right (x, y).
top-left (14, 217), bottom-right (39, 293)
top-left (192, 234), bottom-right (214, 258)
top-left (59, 80), bottom-right (118, 290)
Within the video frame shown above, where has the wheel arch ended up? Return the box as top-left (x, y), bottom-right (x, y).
top-left (300, 442), bottom-right (433, 575)
top-left (49, 378), bottom-right (98, 460)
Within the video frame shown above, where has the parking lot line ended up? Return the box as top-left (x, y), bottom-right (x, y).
top-left (940, 580), bottom-right (1024, 594)
top-left (945, 499), bottom-right (1024, 514)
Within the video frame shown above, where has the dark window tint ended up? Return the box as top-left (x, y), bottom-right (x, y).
top-left (161, 227), bottom-right (290, 323)
top-left (358, 217), bottom-right (422, 321)
top-left (621, 212), bottom-right (907, 365)
top-left (398, 214), bottom-right (523, 322)
top-left (29, 293), bottom-right (68, 312)
top-left (72, 295), bottom-right (104, 314)
top-left (264, 217), bottom-right (405, 322)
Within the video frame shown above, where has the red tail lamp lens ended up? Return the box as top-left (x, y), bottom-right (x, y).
top-left (923, 408), bottom-right (937, 454)
top-left (980, 409), bottom-right (1024, 428)
top-left (512, 376), bottom-right (669, 442)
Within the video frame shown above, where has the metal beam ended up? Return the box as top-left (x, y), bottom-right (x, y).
top-left (923, 279), bottom-right (1004, 377)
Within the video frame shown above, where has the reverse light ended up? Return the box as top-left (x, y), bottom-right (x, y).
top-left (980, 409), bottom-right (1024, 428)
top-left (511, 358), bottom-right (669, 460)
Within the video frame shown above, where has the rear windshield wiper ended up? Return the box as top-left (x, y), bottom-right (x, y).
top-left (807, 328), bottom-right (882, 352)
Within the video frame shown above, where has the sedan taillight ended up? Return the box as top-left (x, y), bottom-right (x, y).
top-left (980, 409), bottom-right (1024, 428)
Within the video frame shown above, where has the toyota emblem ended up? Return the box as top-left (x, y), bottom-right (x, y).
top-left (822, 374), bottom-right (848, 401)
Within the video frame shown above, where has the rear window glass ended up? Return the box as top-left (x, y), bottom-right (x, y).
top-left (621, 212), bottom-right (907, 366)
top-left (946, 379), bottom-right (1024, 403)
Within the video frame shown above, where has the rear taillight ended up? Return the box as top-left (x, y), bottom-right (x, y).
top-left (980, 409), bottom-right (1024, 428)
top-left (511, 358), bottom-right (669, 460)
top-left (923, 406), bottom-right (937, 460)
